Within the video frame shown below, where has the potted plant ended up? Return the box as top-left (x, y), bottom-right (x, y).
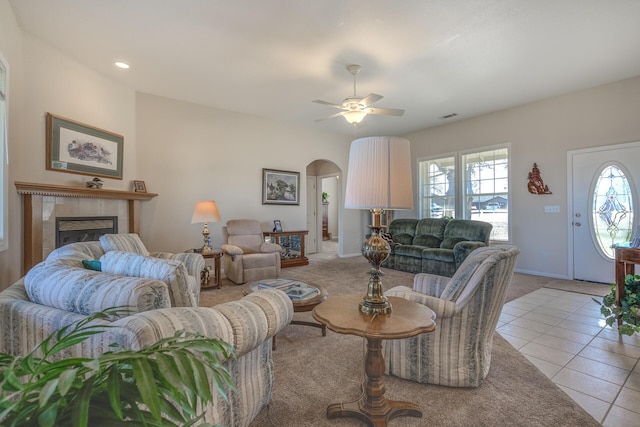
top-left (322, 192), bottom-right (329, 203)
top-left (595, 273), bottom-right (640, 335)
top-left (0, 309), bottom-right (235, 427)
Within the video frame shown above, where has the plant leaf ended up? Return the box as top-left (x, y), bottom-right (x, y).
top-left (37, 401), bottom-right (60, 427)
top-left (130, 357), bottom-right (163, 421)
top-left (71, 375), bottom-right (95, 427)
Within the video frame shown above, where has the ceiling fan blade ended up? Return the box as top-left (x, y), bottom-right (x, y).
top-left (312, 99), bottom-right (345, 109)
top-left (314, 111), bottom-right (347, 122)
top-left (360, 93), bottom-right (383, 107)
top-left (366, 107), bottom-right (405, 116)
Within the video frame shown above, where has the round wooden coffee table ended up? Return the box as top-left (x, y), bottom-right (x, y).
top-left (244, 279), bottom-right (328, 349)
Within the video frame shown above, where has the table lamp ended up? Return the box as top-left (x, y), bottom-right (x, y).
top-left (344, 136), bottom-right (413, 315)
top-left (191, 200), bottom-right (221, 255)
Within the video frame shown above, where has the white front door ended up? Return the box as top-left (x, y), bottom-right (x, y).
top-left (570, 142), bottom-right (640, 283)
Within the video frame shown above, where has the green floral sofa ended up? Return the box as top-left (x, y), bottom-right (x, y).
top-left (382, 218), bottom-right (493, 276)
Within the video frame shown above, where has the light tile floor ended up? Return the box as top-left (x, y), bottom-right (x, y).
top-left (497, 288), bottom-right (640, 426)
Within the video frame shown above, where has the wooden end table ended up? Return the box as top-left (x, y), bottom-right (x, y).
top-left (614, 244), bottom-right (640, 327)
top-left (186, 248), bottom-right (223, 289)
top-left (313, 294), bottom-right (436, 427)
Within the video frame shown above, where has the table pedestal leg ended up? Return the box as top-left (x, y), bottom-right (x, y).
top-left (326, 337), bottom-right (422, 427)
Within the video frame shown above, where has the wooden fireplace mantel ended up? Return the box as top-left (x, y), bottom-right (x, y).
top-left (16, 181), bottom-right (158, 274)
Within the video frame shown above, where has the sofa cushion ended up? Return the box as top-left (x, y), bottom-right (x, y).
top-left (394, 245), bottom-right (426, 258)
top-left (441, 237), bottom-right (466, 249)
top-left (422, 248), bottom-right (455, 262)
top-left (225, 220), bottom-right (264, 253)
top-left (24, 262), bottom-right (170, 316)
top-left (100, 233), bottom-right (150, 256)
top-left (100, 251), bottom-right (197, 307)
top-left (393, 233), bottom-right (415, 245)
top-left (443, 219), bottom-right (492, 244)
top-left (46, 241), bottom-right (106, 268)
top-left (413, 235), bottom-right (442, 248)
top-left (415, 218), bottom-right (448, 240)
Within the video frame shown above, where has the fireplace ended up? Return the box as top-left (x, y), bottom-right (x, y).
top-left (56, 216), bottom-right (118, 248)
top-left (16, 181), bottom-right (157, 275)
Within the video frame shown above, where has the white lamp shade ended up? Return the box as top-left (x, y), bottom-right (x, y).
top-left (344, 136), bottom-right (413, 210)
top-left (191, 200), bottom-right (221, 224)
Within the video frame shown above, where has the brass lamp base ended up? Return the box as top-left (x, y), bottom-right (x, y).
top-left (360, 209), bottom-right (392, 315)
top-left (201, 223), bottom-right (212, 254)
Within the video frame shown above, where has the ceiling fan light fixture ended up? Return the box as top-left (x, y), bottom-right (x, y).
top-left (343, 110), bottom-right (367, 124)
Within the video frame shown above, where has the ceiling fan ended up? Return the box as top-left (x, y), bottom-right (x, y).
top-left (313, 64), bottom-right (405, 125)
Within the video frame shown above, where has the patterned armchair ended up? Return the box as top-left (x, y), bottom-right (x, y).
top-left (42, 234), bottom-right (204, 306)
top-left (383, 245), bottom-right (519, 387)
top-left (0, 233), bottom-right (294, 426)
top-left (221, 219), bottom-right (282, 284)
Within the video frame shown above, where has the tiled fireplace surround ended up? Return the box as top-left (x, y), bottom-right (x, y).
top-left (16, 181), bottom-right (157, 274)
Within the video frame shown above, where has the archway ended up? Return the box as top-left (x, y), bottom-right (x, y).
top-left (306, 159), bottom-right (342, 255)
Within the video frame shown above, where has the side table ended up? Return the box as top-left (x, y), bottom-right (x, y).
top-left (185, 248), bottom-right (223, 289)
top-left (614, 244), bottom-right (640, 327)
top-left (313, 294), bottom-right (436, 427)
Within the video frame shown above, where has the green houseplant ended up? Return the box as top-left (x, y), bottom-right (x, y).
top-left (0, 308), bottom-right (235, 427)
top-left (595, 274), bottom-right (640, 336)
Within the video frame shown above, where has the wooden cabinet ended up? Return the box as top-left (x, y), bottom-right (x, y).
top-left (263, 230), bottom-right (309, 268)
top-left (614, 244), bottom-right (640, 327)
top-left (322, 202), bottom-right (331, 240)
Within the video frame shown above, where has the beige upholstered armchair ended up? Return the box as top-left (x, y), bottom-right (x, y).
top-left (383, 245), bottom-right (519, 387)
top-left (221, 219), bottom-right (282, 284)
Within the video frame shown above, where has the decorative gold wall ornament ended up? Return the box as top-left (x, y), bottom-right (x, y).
top-left (527, 163), bottom-right (552, 194)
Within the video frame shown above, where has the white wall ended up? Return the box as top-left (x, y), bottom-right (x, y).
top-left (3, 0), bottom-right (640, 286)
top-left (18, 34), bottom-right (137, 189)
top-left (0, 0), bottom-right (24, 287)
top-left (404, 75), bottom-right (640, 278)
top-left (135, 93), bottom-right (353, 255)
top-left (0, 0), bottom-right (137, 288)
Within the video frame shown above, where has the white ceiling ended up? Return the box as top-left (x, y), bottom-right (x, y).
top-left (9, 0), bottom-right (640, 137)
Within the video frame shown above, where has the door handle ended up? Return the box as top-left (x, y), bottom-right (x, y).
top-left (575, 222), bottom-right (581, 227)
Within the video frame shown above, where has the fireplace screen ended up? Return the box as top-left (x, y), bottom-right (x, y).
top-left (56, 216), bottom-right (118, 248)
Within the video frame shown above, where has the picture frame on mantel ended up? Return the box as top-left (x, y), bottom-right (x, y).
top-left (46, 112), bottom-right (124, 179)
top-left (133, 180), bottom-right (147, 193)
top-left (262, 168), bottom-right (300, 205)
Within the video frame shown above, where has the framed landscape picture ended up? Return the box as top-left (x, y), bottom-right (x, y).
top-left (46, 113), bottom-right (124, 179)
top-left (262, 168), bottom-right (300, 205)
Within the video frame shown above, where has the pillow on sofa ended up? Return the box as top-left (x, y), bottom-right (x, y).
top-left (100, 233), bottom-right (150, 256)
top-left (380, 232), bottom-right (400, 247)
top-left (100, 251), bottom-right (197, 307)
top-left (82, 259), bottom-right (102, 271)
top-left (24, 262), bottom-right (171, 317)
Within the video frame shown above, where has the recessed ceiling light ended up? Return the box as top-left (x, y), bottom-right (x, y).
top-left (114, 61), bottom-right (130, 69)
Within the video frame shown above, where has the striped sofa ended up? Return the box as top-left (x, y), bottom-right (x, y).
top-left (383, 245), bottom-right (519, 387)
top-left (0, 236), bottom-right (294, 426)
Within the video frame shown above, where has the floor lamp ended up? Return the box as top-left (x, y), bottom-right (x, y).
top-left (344, 136), bottom-right (413, 315)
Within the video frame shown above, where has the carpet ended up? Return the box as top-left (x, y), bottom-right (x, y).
top-left (200, 254), bottom-right (601, 426)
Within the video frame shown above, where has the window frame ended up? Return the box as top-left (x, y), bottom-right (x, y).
top-left (417, 143), bottom-right (511, 243)
top-left (0, 52), bottom-right (8, 252)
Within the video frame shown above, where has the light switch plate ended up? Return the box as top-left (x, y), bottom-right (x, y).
top-left (544, 205), bottom-right (560, 213)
